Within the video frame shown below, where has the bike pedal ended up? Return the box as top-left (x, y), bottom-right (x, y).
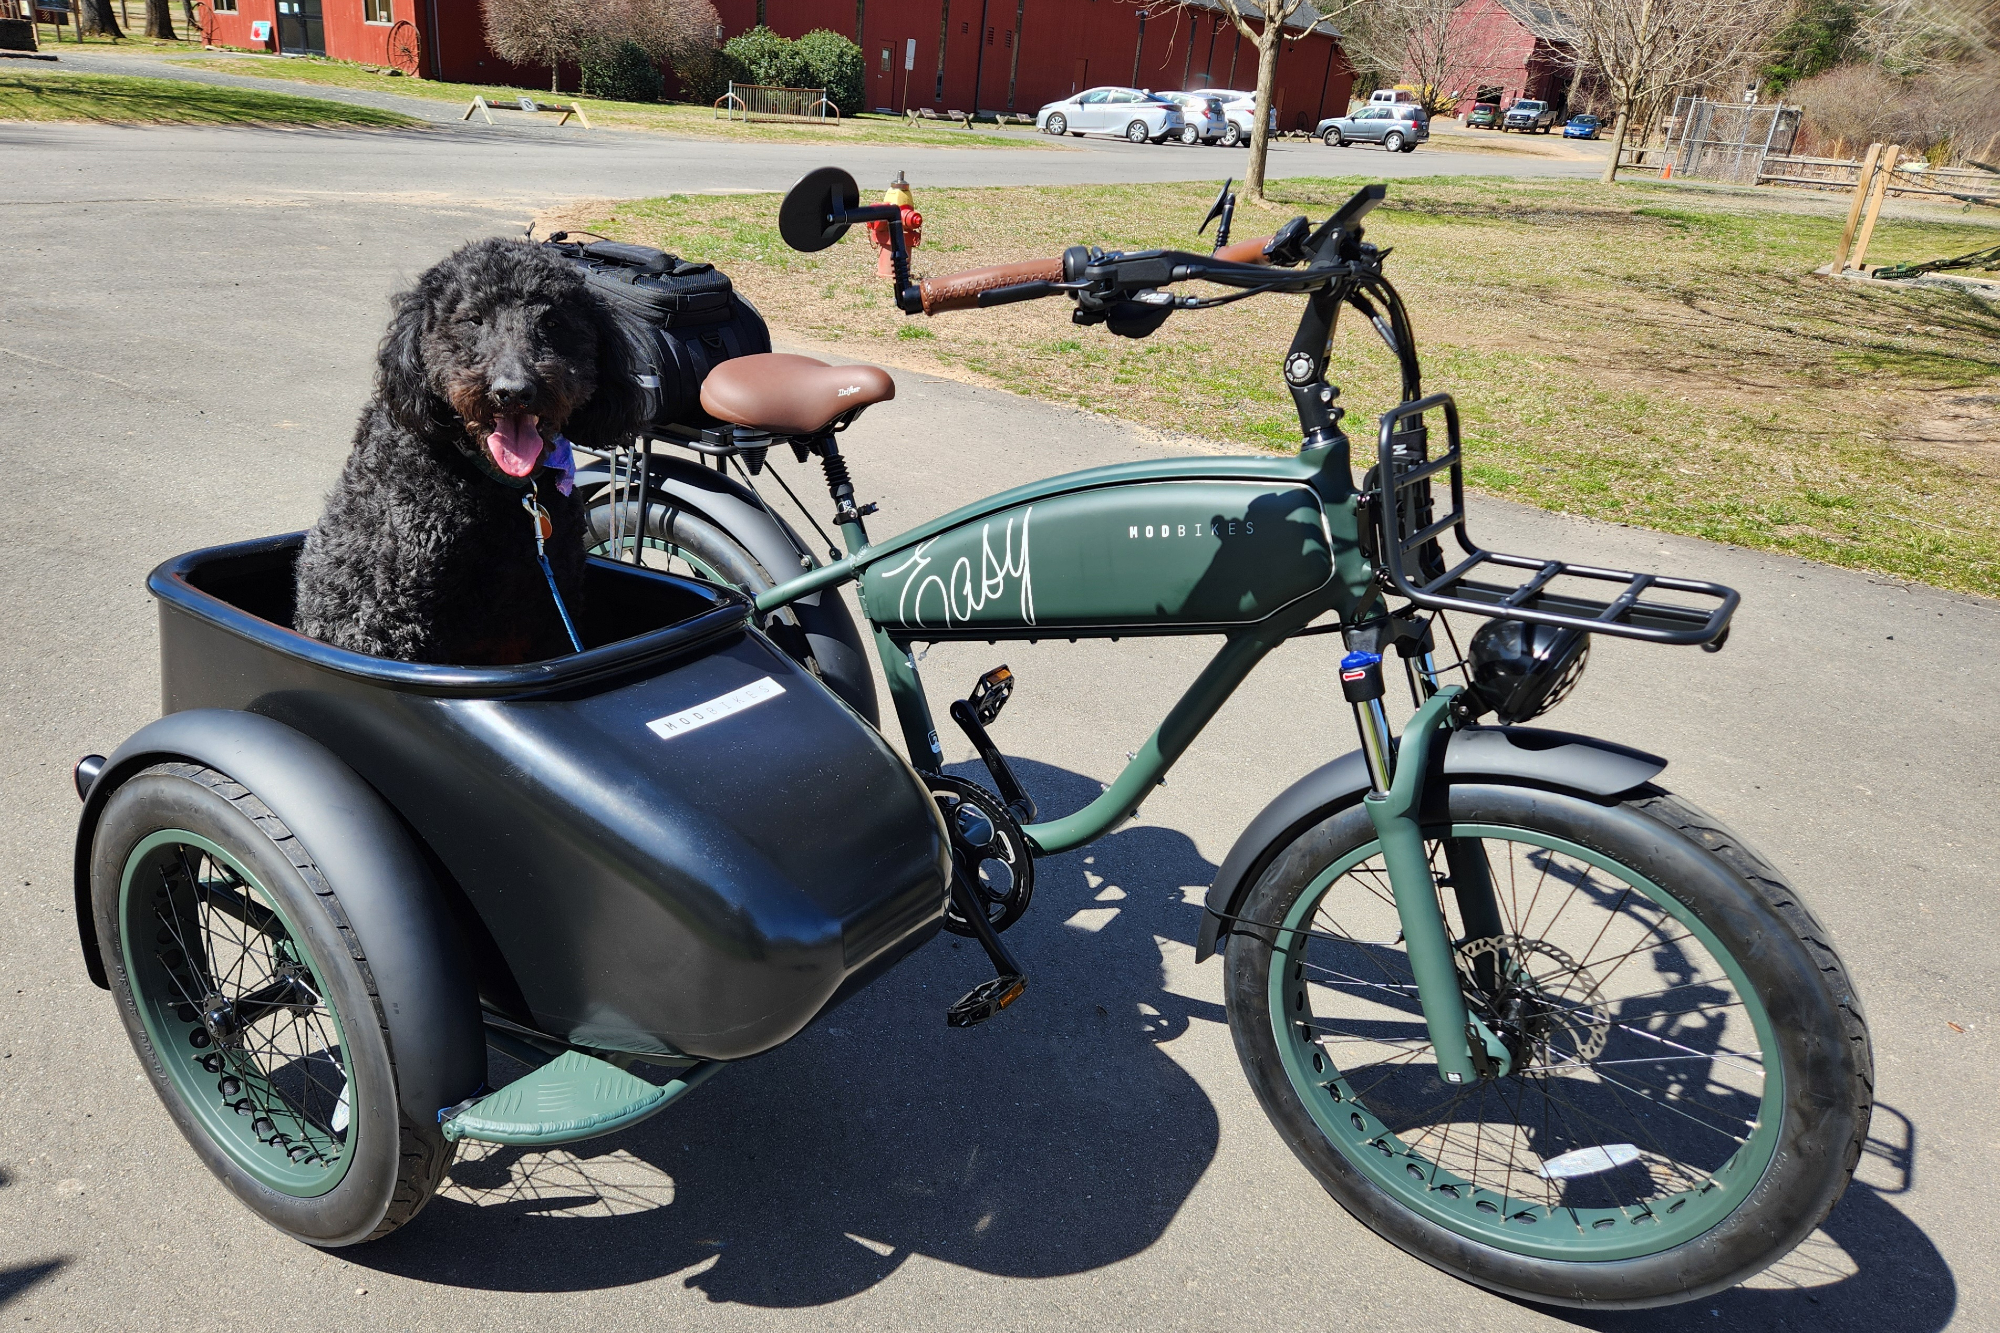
top-left (967, 665), bottom-right (1014, 724)
top-left (945, 974), bottom-right (1027, 1028)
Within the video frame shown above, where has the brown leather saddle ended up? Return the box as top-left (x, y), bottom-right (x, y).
top-left (698, 353), bottom-right (895, 438)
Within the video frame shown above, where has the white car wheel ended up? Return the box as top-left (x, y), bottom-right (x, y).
top-left (1126, 120), bottom-right (1151, 144)
top-left (1323, 127), bottom-right (1341, 147)
top-left (1383, 131), bottom-right (1404, 152)
top-left (1180, 124), bottom-right (1199, 145)
top-left (1223, 122), bottom-right (1242, 147)
top-left (1046, 112), bottom-right (1067, 136)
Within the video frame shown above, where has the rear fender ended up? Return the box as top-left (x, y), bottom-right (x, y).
top-left (1194, 725), bottom-right (1667, 961)
top-left (577, 453), bottom-right (877, 724)
top-left (73, 709), bottom-right (486, 1124)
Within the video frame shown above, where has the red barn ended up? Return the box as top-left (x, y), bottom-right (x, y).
top-left (729, 0), bottom-right (1353, 129)
top-left (202, 0), bottom-right (530, 84)
top-left (1433, 0), bottom-right (1575, 117)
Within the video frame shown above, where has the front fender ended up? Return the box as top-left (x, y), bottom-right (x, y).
top-left (73, 709), bottom-right (486, 1125)
top-left (1194, 725), bottom-right (1667, 962)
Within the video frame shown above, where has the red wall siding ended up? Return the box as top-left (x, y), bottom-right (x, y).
top-left (721, 0), bottom-right (1349, 126)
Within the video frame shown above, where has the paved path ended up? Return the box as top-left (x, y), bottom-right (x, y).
top-left (0, 114), bottom-right (1992, 1333)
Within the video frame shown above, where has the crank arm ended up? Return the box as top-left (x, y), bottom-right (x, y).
top-left (1359, 687), bottom-right (1510, 1084)
top-left (947, 698), bottom-right (1037, 823)
top-left (944, 869), bottom-right (1027, 1028)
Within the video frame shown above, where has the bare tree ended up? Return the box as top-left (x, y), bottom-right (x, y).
top-left (1160, 0), bottom-right (1357, 202)
top-left (1560, 0), bottom-right (1784, 181)
top-left (481, 0), bottom-right (603, 92)
top-left (1339, 0), bottom-right (1492, 111)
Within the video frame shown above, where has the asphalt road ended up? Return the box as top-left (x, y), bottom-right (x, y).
top-left (0, 119), bottom-right (1993, 1333)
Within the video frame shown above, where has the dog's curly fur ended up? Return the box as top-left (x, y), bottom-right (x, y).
top-left (295, 238), bottom-right (642, 665)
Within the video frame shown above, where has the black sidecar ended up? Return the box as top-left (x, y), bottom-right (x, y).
top-left (72, 534), bottom-right (948, 1244)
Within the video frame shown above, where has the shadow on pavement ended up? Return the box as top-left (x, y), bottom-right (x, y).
top-left (348, 758), bottom-right (1229, 1304)
top-left (1555, 1103), bottom-right (1955, 1332)
top-left (0, 1261), bottom-right (70, 1311)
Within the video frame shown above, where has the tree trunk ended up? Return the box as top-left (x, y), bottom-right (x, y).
top-left (1243, 22), bottom-right (1282, 201)
top-left (145, 0), bottom-right (176, 39)
top-left (1600, 105), bottom-right (1630, 183)
top-left (77, 0), bottom-right (124, 38)
top-left (552, 65), bottom-right (561, 93)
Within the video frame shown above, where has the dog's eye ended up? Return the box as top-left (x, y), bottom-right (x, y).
top-left (453, 314), bottom-right (481, 327)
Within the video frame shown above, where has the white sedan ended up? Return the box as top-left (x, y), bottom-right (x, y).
top-left (1038, 87), bottom-right (1186, 143)
top-left (1190, 88), bottom-right (1278, 145)
top-left (1157, 90), bottom-right (1228, 144)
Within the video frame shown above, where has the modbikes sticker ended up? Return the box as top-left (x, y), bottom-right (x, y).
top-left (646, 677), bottom-right (785, 740)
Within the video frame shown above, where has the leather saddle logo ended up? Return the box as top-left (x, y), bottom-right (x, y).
top-left (837, 385), bottom-right (862, 397)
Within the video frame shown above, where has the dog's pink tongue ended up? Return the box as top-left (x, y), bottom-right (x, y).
top-left (486, 413), bottom-right (543, 477)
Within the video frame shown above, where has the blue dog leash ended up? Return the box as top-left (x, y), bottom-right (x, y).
top-left (522, 489), bottom-right (585, 655)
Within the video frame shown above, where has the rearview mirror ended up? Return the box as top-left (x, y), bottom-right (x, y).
top-left (778, 166), bottom-right (862, 253)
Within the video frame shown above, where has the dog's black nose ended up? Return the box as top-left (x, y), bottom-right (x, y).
top-left (490, 377), bottom-right (537, 410)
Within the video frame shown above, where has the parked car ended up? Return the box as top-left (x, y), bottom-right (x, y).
top-left (1503, 98), bottom-right (1557, 133)
top-left (1037, 87), bottom-right (1186, 143)
top-left (1317, 103), bottom-right (1430, 152)
top-left (1465, 101), bottom-right (1501, 129)
top-left (1157, 90), bottom-right (1228, 144)
top-left (1189, 88), bottom-right (1277, 146)
top-left (1563, 112), bottom-right (1603, 139)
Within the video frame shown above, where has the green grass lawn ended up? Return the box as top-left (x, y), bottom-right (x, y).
top-left (0, 69), bottom-right (418, 126)
top-left (580, 176), bottom-right (2000, 596)
top-left (170, 54), bottom-right (1059, 147)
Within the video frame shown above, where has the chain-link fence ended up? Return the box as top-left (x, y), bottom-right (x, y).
top-left (1660, 98), bottom-right (1803, 183)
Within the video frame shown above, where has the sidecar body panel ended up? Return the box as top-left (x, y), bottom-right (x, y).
top-left (139, 535), bottom-right (949, 1062)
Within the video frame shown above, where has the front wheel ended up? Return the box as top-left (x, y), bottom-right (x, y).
top-left (1045, 112), bottom-right (1066, 135)
top-left (1323, 127), bottom-right (1342, 147)
top-left (1222, 781), bottom-right (1871, 1308)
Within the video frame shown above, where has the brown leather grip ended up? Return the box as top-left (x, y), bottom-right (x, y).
top-left (919, 257), bottom-right (1066, 314)
top-left (1211, 234), bottom-right (1274, 265)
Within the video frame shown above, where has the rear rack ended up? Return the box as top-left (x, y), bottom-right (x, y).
top-left (1372, 394), bottom-right (1738, 647)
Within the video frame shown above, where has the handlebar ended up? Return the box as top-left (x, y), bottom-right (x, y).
top-left (1208, 234), bottom-right (1273, 265)
top-left (918, 257), bottom-right (1066, 314)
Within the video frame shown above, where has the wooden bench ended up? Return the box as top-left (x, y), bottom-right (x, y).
top-left (463, 95), bottom-right (592, 128)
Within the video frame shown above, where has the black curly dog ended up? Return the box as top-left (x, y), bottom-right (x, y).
top-left (295, 238), bottom-right (642, 665)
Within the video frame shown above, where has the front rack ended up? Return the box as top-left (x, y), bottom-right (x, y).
top-left (1373, 394), bottom-right (1738, 647)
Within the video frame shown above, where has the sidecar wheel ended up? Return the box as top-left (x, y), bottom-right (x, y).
top-left (91, 763), bottom-right (454, 1246)
top-left (1222, 781), bottom-right (1871, 1308)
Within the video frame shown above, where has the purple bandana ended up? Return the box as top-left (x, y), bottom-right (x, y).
top-left (543, 433), bottom-right (576, 496)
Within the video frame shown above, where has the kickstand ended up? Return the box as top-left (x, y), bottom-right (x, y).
top-left (945, 871), bottom-right (1027, 1028)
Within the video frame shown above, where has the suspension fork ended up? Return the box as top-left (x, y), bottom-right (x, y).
top-left (1341, 652), bottom-right (1510, 1084)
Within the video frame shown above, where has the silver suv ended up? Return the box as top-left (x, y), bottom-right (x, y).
top-left (1316, 103), bottom-right (1430, 153)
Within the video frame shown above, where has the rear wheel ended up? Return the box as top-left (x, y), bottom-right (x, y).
top-left (1223, 122), bottom-right (1243, 146)
top-left (585, 497), bottom-right (874, 721)
top-left (1180, 124), bottom-right (1200, 144)
top-left (1223, 781), bottom-right (1871, 1308)
top-left (1125, 119), bottom-right (1151, 143)
top-left (92, 764), bottom-right (452, 1245)
top-left (1384, 130), bottom-right (1405, 152)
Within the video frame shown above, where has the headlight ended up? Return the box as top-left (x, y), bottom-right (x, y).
top-left (1464, 620), bottom-right (1590, 723)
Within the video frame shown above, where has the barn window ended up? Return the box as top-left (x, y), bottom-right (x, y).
top-left (881, 46), bottom-right (891, 72)
top-left (212, 0), bottom-right (236, 10)
top-left (985, 25), bottom-right (993, 43)
top-left (363, 0), bottom-right (391, 20)
top-left (961, 21), bottom-right (968, 32)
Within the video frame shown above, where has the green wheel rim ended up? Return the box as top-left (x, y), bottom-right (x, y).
top-left (1268, 822), bottom-right (1783, 1262)
top-left (120, 830), bottom-right (355, 1197)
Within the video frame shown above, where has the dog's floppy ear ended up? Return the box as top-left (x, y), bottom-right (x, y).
top-left (377, 285), bottom-right (447, 438)
top-left (564, 293), bottom-right (648, 451)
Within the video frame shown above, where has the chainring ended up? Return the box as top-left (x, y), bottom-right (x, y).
top-left (926, 774), bottom-right (1034, 936)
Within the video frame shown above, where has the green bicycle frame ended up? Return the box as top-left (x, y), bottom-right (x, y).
top-left (748, 240), bottom-right (1495, 1080)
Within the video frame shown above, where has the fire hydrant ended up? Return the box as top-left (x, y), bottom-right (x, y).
top-left (867, 171), bottom-right (921, 277)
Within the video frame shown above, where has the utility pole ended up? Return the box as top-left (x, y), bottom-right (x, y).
top-left (1132, 8), bottom-right (1148, 87)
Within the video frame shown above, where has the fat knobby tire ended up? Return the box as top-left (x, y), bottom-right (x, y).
top-left (94, 763), bottom-right (454, 1245)
top-left (1222, 780), bottom-right (1874, 1309)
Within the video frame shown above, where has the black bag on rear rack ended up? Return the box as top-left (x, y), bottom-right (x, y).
top-left (548, 238), bottom-right (771, 434)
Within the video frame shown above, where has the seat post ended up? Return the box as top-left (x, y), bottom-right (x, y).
top-left (815, 435), bottom-right (875, 553)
